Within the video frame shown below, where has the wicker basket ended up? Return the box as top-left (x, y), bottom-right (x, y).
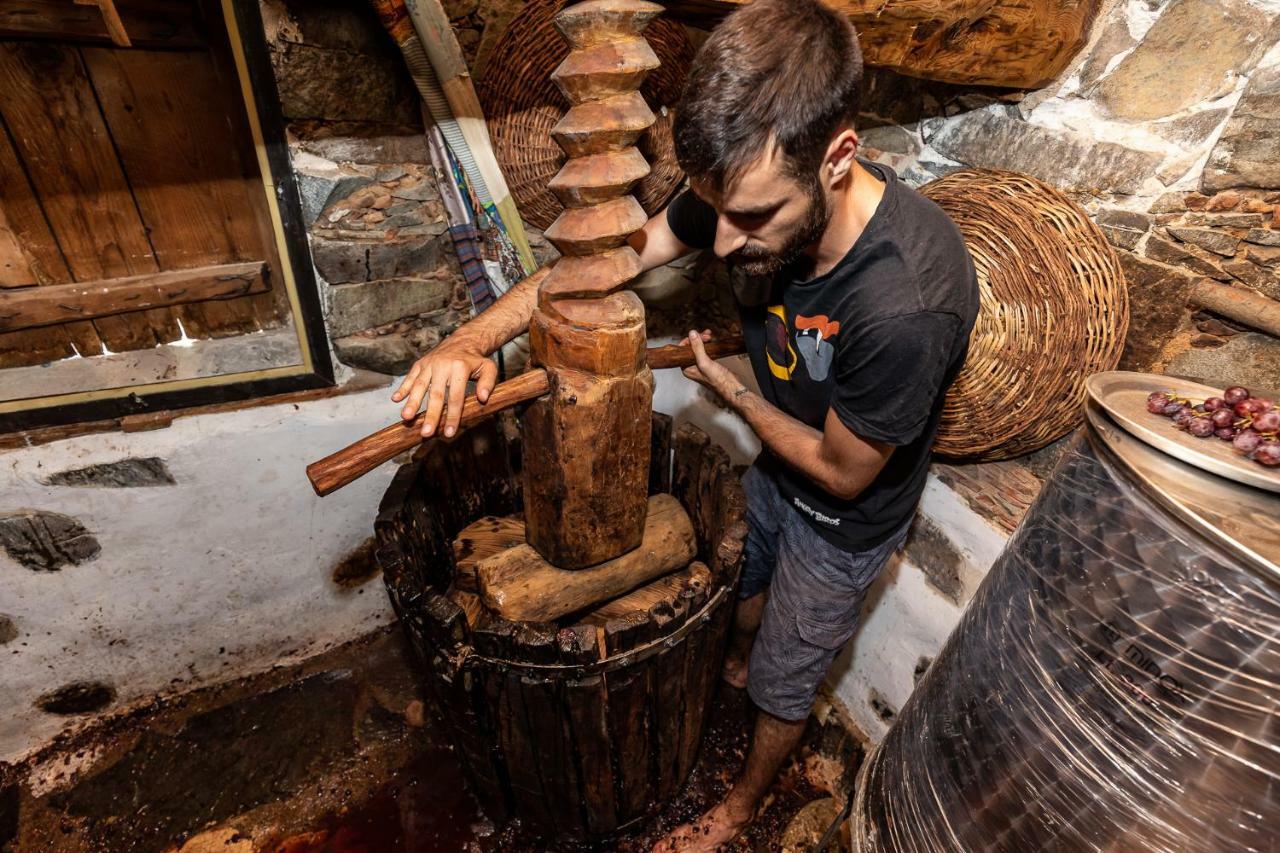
top-left (476, 0), bottom-right (696, 230)
top-left (922, 169), bottom-right (1129, 460)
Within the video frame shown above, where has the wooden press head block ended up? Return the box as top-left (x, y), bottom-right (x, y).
top-left (531, 291), bottom-right (647, 376)
top-left (548, 148), bottom-right (651, 208)
top-left (551, 38), bottom-right (659, 104)
top-left (521, 362), bottom-right (654, 569)
top-left (543, 196), bottom-right (648, 256)
top-left (552, 92), bottom-right (655, 158)
top-left (554, 0), bottom-right (663, 50)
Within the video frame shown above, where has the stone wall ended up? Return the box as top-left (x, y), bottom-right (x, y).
top-left (263, 0), bottom-right (477, 376)
top-left (857, 0), bottom-right (1280, 390)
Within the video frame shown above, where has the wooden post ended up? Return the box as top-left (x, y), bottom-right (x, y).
top-left (523, 0), bottom-right (663, 569)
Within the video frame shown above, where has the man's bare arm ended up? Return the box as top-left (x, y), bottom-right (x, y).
top-left (391, 267), bottom-right (545, 437)
top-left (628, 205), bottom-right (699, 270)
top-left (732, 396), bottom-right (892, 500)
top-left (394, 203), bottom-right (698, 437)
top-left (682, 332), bottom-right (891, 500)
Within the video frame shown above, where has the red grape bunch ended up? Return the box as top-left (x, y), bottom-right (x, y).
top-left (1146, 384), bottom-right (1280, 469)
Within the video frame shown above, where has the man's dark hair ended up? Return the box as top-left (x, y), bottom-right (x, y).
top-left (673, 0), bottom-right (863, 190)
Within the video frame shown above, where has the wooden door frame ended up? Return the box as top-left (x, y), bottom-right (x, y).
top-left (0, 0), bottom-right (336, 433)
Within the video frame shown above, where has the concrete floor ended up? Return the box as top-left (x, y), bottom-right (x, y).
top-left (1, 626), bottom-right (862, 853)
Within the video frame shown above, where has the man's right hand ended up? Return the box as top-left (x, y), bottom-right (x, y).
top-left (391, 344), bottom-right (499, 438)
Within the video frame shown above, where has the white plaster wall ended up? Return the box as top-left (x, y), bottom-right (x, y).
top-left (829, 479), bottom-right (1009, 742)
top-left (0, 383), bottom-right (401, 764)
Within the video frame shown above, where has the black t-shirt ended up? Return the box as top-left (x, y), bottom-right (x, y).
top-left (666, 158), bottom-right (979, 551)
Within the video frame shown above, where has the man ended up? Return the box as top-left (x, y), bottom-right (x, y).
top-left (392, 0), bottom-right (978, 848)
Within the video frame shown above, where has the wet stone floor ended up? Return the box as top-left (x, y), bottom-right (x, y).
top-left (2, 629), bottom-right (861, 852)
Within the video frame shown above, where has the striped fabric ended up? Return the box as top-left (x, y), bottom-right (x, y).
top-left (448, 223), bottom-right (496, 313)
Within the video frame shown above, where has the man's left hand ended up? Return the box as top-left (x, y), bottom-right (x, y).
top-left (681, 329), bottom-right (746, 400)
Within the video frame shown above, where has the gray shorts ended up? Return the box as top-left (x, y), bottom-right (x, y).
top-left (741, 465), bottom-right (909, 722)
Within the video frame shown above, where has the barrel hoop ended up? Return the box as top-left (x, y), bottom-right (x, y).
top-left (459, 584), bottom-right (732, 678)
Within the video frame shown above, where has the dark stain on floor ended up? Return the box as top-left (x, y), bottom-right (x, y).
top-left (5, 630), bottom-right (861, 853)
top-left (272, 686), bottom-right (841, 853)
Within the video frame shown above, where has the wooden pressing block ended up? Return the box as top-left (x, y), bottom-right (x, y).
top-left (580, 559), bottom-right (711, 625)
top-left (476, 493), bottom-right (695, 622)
top-left (452, 514), bottom-right (527, 592)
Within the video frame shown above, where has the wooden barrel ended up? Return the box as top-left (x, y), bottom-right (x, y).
top-left (375, 413), bottom-right (747, 840)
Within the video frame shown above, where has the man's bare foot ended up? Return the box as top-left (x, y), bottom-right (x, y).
top-left (721, 655), bottom-right (748, 689)
top-left (652, 799), bottom-right (751, 852)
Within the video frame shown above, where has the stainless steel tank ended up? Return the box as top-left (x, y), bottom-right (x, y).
top-left (853, 401), bottom-right (1280, 852)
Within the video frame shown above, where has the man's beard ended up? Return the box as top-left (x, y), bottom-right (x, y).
top-left (727, 187), bottom-right (831, 278)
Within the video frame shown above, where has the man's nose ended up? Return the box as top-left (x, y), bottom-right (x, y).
top-left (714, 219), bottom-right (748, 258)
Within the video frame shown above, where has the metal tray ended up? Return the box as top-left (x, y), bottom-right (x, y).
top-left (1086, 371), bottom-right (1280, 493)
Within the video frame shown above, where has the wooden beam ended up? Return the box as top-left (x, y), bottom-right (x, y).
top-left (0, 0), bottom-right (203, 49)
top-left (304, 333), bottom-right (745, 497)
top-left (656, 0), bottom-right (1102, 89)
top-left (476, 494), bottom-right (696, 622)
top-left (73, 0), bottom-right (131, 47)
top-left (0, 262), bottom-right (269, 332)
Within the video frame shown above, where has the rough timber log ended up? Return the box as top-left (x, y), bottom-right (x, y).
top-left (523, 0), bottom-right (662, 568)
top-left (657, 0), bottom-right (1102, 89)
top-left (476, 494), bottom-right (696, 622)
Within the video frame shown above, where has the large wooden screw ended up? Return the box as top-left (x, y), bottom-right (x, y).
top-left (522, 0), bottom-right (664, 569)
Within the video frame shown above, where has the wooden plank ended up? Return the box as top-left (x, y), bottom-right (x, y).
top-left (580, 560), bottom-right (711, 625)
top-left (0, 42), bottom-right (177, 351)
top-left (605, 663), bottom-right (654, 822)
top-left (649, 410), bottom-right (672, 495)
top-left (0, 117), bottom-right (102, 366)
top-left (82, 46), bottom-right (283, 339)
top-left (652, 609), bottom-right (690, 800)
top-left (452, 514), bottom-right (527, 593)
top-left (564, 675), bottom-right (620, 835)
top-left (657, 0), bottom-right (1101, 89)
top-left (0, 0), bottom-right (204, 49)
top-left (0, 200), bottom-right (36, 288)
top-left (446, 588), bottom-right (484, 629)
top-left (0, 261), bottom-right (267, 332)
top-left (476, 494), bottom-right (696, 623)
top-left (497, 669), bottom-right (557, 831)
top-left (519, 673), bottom-right (583, 836)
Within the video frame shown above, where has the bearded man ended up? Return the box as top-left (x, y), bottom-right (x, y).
top-left (392, 1), bottom-right (978, 848)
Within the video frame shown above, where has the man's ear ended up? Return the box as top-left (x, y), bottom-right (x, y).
top-left (825, 128), bottom-right (859, 186)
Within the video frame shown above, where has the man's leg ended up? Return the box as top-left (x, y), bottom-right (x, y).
top-left (652, 710), bottom-right (803, 853)
top-left (723, 466), bottom-right (783, 689)
top-left (722, 592), bottom-right (765, 689)
top-left (655, 515), bottom-right (909, 852)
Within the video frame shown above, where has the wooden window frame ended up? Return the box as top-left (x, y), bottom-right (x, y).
top-left (0, 0), bottom-right (335, 433)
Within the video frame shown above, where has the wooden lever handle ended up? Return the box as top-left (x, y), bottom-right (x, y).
top-left (305, 334), bottom-right (746, 496)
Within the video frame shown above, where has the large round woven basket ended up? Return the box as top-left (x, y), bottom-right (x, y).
top-left (475, 0), bottom-right (696, 230)
top-left (922, 169), bottom-right (1129, 460)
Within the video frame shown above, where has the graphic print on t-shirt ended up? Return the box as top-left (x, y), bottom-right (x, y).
top-left (794, 314), bottom-right (841, 381)
top-left (765, 304), bottom-right (797, 380)
top-left (763, 304), bottom-right (841, 382)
